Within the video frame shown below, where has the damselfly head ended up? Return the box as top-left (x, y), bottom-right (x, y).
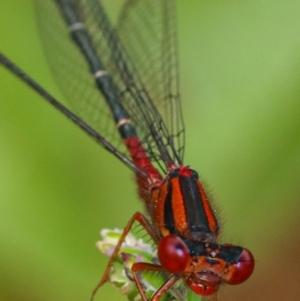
top-left (157, 234), bottom-right (254, 298)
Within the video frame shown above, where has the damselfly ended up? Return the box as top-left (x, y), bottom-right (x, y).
top-left (0, 1), bottom-right (254, 300)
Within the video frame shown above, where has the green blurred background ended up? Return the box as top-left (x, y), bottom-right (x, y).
top-left (1, 1), bottom-right (300, 301)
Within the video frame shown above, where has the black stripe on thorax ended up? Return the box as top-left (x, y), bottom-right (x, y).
top-left (179, 175), bottom-right (212, 238)
top-left (163, 180), bottom-right (176, 234)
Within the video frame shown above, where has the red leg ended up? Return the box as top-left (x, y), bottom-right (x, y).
top-left (91, 212), bottom-right (159, 300)
top-left (132, 262), bottom-right (181, 301)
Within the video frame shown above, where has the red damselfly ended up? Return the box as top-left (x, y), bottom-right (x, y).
top-left (0, 1), bottom-right (254, 300)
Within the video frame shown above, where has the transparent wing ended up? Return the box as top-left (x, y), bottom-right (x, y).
top-left (35, 0), bottom-right (184, 172)
top-left (117, 0), bottom-right (185, 161)
top-left (36, 0), bottom-right (124, 156)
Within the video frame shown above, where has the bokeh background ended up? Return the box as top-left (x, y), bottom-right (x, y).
top-left (1, 1), bottom-right (300, 301)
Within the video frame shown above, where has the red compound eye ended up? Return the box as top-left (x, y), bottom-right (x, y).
top-left (226, 248), bottom-right (255, 285)
top-left (158, 234), bottom-right (189, 273)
